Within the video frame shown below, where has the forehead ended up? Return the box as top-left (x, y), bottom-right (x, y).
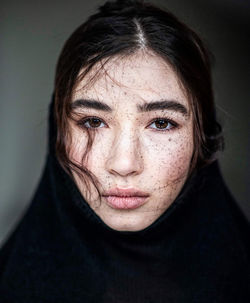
top-left (73, 51), bottom-right (188, 108)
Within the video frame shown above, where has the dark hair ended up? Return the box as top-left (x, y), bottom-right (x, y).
top-left (54, 0), bottom-right (223, 189)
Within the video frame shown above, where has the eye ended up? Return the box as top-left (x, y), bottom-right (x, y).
top-left (79, 117), bottom-right (106, 129)
top-left (148, 118), bottom-right (177, 131)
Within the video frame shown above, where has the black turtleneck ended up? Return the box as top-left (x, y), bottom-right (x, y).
top-left (0, 101), bottom-right (249, 302)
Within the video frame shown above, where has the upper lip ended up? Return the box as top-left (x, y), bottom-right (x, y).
top-left (103, 187), bottom-right (149, 197)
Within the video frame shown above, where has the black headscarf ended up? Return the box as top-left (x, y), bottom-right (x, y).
top-left (0, 99), bottom-right (250, 302)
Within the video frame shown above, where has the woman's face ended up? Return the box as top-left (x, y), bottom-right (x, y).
top-left (69, 51), bottom-right (194, 231)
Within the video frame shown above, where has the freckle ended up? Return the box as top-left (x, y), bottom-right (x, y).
top-left (168, 138), bottom-right (172, 142)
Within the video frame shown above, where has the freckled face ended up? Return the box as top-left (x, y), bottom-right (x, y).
top-left (68, 52), bottom-right (194, 231)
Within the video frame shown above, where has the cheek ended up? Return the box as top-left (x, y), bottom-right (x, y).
top-left (144, 130), bottom-right (194, 181)
top-left (69, 128), bottom-right (111, 170)
top-left (68, 127), bottom-right (89, 164)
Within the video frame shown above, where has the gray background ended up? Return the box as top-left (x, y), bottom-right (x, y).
top-left (0, 0), bottom-right (249, 247)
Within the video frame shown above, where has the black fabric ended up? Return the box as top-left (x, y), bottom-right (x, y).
top-left (0, 101), bottom-right (250, 302)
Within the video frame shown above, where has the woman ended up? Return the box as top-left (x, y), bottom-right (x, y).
top-left (0, 0), bottom-right (249, 301)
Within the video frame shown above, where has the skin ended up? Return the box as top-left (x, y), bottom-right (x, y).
top-left (68, 51), bottom-right (194, 231)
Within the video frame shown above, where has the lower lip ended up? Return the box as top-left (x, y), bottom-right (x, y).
top-left (104, 196), bottom-right (148, 210)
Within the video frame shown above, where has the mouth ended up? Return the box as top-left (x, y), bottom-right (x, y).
top-left (102, 187), bottom-right (150, 210)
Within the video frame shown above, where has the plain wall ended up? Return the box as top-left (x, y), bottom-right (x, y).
top-left (0, 0), bottom-right (249, 247)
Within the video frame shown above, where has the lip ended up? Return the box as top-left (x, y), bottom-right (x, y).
top-left (102, 187), bottom-right (149, 210)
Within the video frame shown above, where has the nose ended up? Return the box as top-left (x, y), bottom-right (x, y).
top-left (105, 129), bottom-right (143, 177)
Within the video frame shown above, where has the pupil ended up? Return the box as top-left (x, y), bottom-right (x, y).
top-left (156, 119), bottom-right (168, 129)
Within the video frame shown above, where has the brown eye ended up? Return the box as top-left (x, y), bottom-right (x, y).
top-left (88, 118), bottom-right (102, 128)
top-left (82, 117), bottom-right (106, 129)
top-left (155, 119), bottom-right (169, 129)
top-left (149, 118), bottom-right (177, 131)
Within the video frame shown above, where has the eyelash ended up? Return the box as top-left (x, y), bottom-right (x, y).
top-left (77, 116), bottom-right (178, 132)
top-left (77, 116), bottom-right (106, 130)
top-left (148, 117), bottom-right (178, 131)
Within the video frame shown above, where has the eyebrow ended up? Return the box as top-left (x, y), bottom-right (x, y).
top-left (137, 100), bottom-right (188, 115)
top-left (71, 99), bottom-right (188, 115)
top-left (71, 99), bottom-right (112, 112)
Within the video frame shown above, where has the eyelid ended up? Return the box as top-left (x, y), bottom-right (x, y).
top-left (147, 117), bottom-right (179, 131)
top-left (77, 116), bottom-right (108, 129)
top-left (76, 116), bottom-right (179, 131)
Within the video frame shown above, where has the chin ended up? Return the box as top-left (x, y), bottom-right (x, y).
top-left (99, 211), bottom-right (156, 232)
top-left (106, 222), bottom-right (147, 232)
